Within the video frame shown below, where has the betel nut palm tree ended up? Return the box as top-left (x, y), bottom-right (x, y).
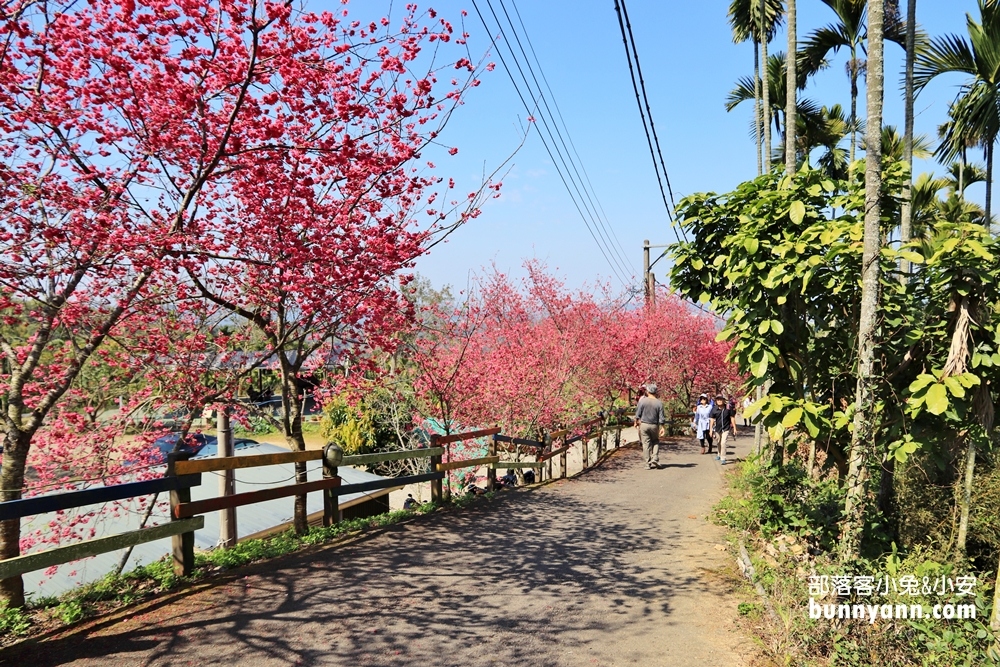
top-left (799, 0), bottom-right (907, 171)
top-left (726, 51), bottom-right (818, 158)
top-left (728, 0), bottom-right (785, 174)
top-left (915, 0), bottom-right (1000, 226)
top-left (841, 0), bottom-right (887, 563)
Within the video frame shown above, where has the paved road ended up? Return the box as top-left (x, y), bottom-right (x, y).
top-left (9, 430), bottom-right (753, 666)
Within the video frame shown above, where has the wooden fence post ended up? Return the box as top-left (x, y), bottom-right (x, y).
top-left (544, 433), bottom-right (552, 482)
top-left (560, 433), bottom-right (568, 479)
top-left (487, 435), bottom-right (497, 491)
top-left (322, 443), bottom-right (343, 526)
top-left (582, 434), bottom-right (589, 469)
top-left (167, 451), bottom-right (195, 577)
top-left (430, 435), bottom-right (443, 503)
top-left (597, 414), bottom-right (605, 458)
top-left (217, 409), bottom-right (237, 547)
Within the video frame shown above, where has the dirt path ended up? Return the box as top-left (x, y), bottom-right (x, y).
top-left (7, 430), bottom-right (754, 666)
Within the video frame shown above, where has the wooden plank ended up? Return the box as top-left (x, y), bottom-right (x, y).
top-left (334, 472), bottom-right (443, 497)
top-left (174, 450), bottom-right (322, 475)
top-left (436, 455), bottom-right (500, 472)
top-left (430, 427), bottom-right (501, 446)
top-left (174, 477), bottom-right (341, 519)
top-left (492, 461), bottom-right (545, 469)
top-left (341, 447), bottom-right (444, 467)
top-left (0, 475), bottom-right (202, 522)
top-left (548, 429), bottom-right (568, 439)
top-left (0, 517), bottom-right (205, 580)
top-left (564, 433), bottom-right (584, 446)
top-left (538, 445), bottom-right (571, 462)
top-left (571, 417), bottom-right (601, 430)
top-left (492, 435), bottom-right (544, 448)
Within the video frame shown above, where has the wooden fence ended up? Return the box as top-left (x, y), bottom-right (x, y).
top-left (0, 415), bottom-right (628, 583)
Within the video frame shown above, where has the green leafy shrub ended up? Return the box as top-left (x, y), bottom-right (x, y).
top-left (55, 599), bottom-right (84, 624)
top-left (0, 603), bottom-right (31, 637)
top-left (715, 455), bottom-right (843, 551)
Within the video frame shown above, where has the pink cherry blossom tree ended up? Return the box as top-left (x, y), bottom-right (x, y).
top-left (0, 0), bottom-right (493, 605)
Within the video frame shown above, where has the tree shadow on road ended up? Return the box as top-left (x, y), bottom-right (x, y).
top-left (12, 448), bottom-right (713, 667)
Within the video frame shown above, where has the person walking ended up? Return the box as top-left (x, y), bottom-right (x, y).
top-left (710, 395), bottom-right (738, 464)
top-left (694, 394), bottom-right (713, 454)
top-left (634, 383), bottom-right (665, 469)
top-left (742, 395), bottom-right (752, 426)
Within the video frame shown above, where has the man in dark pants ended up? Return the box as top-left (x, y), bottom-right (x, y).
top-left (634, 383), bottom-right (665, 469)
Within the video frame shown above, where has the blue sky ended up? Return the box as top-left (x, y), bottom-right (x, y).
top-left (393, 0), bottom-right (984, 293)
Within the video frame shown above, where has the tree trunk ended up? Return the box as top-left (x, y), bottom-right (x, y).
top-left (755, 40), bottom-right (763, 176)
top-left (992, 548), bottom-right (1000, 657)
top-left (0, 429), bottom-right (30, 608)
top-left (956, 440), bottom-right (976, 558)
top-left (849, 48), bottom-right (859, 178)
top-left (279, 364), bottom-right (309, 535)
top-left (960, 149), bottom-right (967, 196)
top-left (760, 0), bottom-right (772, 171)
top-left (986, 140), bottom-right (994, 227)
top-left (876, 453), bottom-right (895, 524)
top-left (753, 385), bottom-right (763, 455)
top-left (841, 0), bottom-right (885, 563)
top-left (785, 0), bottom-right (797, 176)
top-left (899, 0), bottom-right (916, 275)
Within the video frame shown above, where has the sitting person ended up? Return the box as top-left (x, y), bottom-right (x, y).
top-left (403, 493), bottom-right (421, 510)
top-left (499, 470), bottom-right (517, 488)
top-left (523, 469), bottom-right (536, 484)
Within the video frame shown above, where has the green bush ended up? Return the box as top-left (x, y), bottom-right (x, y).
top-left (715, 454), bottom-right (843, 551)
top-left (718, 456), bottom-right (1000, 666)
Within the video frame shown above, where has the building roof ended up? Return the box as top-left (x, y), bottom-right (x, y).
top-left (22, 441), bottom-right (395, 599)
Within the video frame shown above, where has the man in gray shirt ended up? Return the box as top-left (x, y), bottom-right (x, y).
top-left (634, 383), bottom-right (666, 469)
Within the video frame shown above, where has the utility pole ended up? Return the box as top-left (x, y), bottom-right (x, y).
top-left (643, 240), bottom-right (669, 306)
top-left (643, 240), bottom-right (650, 306)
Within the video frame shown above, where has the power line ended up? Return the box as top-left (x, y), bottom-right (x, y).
top-left (471, 0), bottom-right (634, 286)
top-left (482, 0), bottom-right (633, 283)
top-left (613, 0), bottom-right (687, 243)
top-left (488, 0), bottom-right (632, 280)
top-left (502, 0), bottom-right (636, 275)
top-left (488, 0), bottom-right (631, 283)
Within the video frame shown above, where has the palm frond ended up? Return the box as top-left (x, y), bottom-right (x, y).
top-left (968, 0), bottom-right (1000, 84)
top-left (869, 125), bottom-right (934, 161)
top-left (914, 33), bottom-right (977, 92)
top-left (726, 75), bottom-right (758, 112)
top-left (728, 0), bottom-right (785, 44)
top-left (799, 24), bottom-right (850, 78)
top-left (934, 79), bottom-right (1000, 166)
top-left (946, 161), bottom-right (988, 192)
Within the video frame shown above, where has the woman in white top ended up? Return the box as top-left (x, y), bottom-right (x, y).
top-left (693, 394), bottom-right (714, 454)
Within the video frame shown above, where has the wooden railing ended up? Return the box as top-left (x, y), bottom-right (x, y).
top-left (0, 415), bottom-right (629, 584)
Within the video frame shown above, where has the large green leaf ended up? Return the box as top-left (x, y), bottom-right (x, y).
top-left (943, 375), bottom-right (966, 398)
top-left (782, 407), bottom-right (803, 428)
top-left (789, 200), bottom-right (806, 224)
top-left (925, 383), bottom-right (950, 416)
